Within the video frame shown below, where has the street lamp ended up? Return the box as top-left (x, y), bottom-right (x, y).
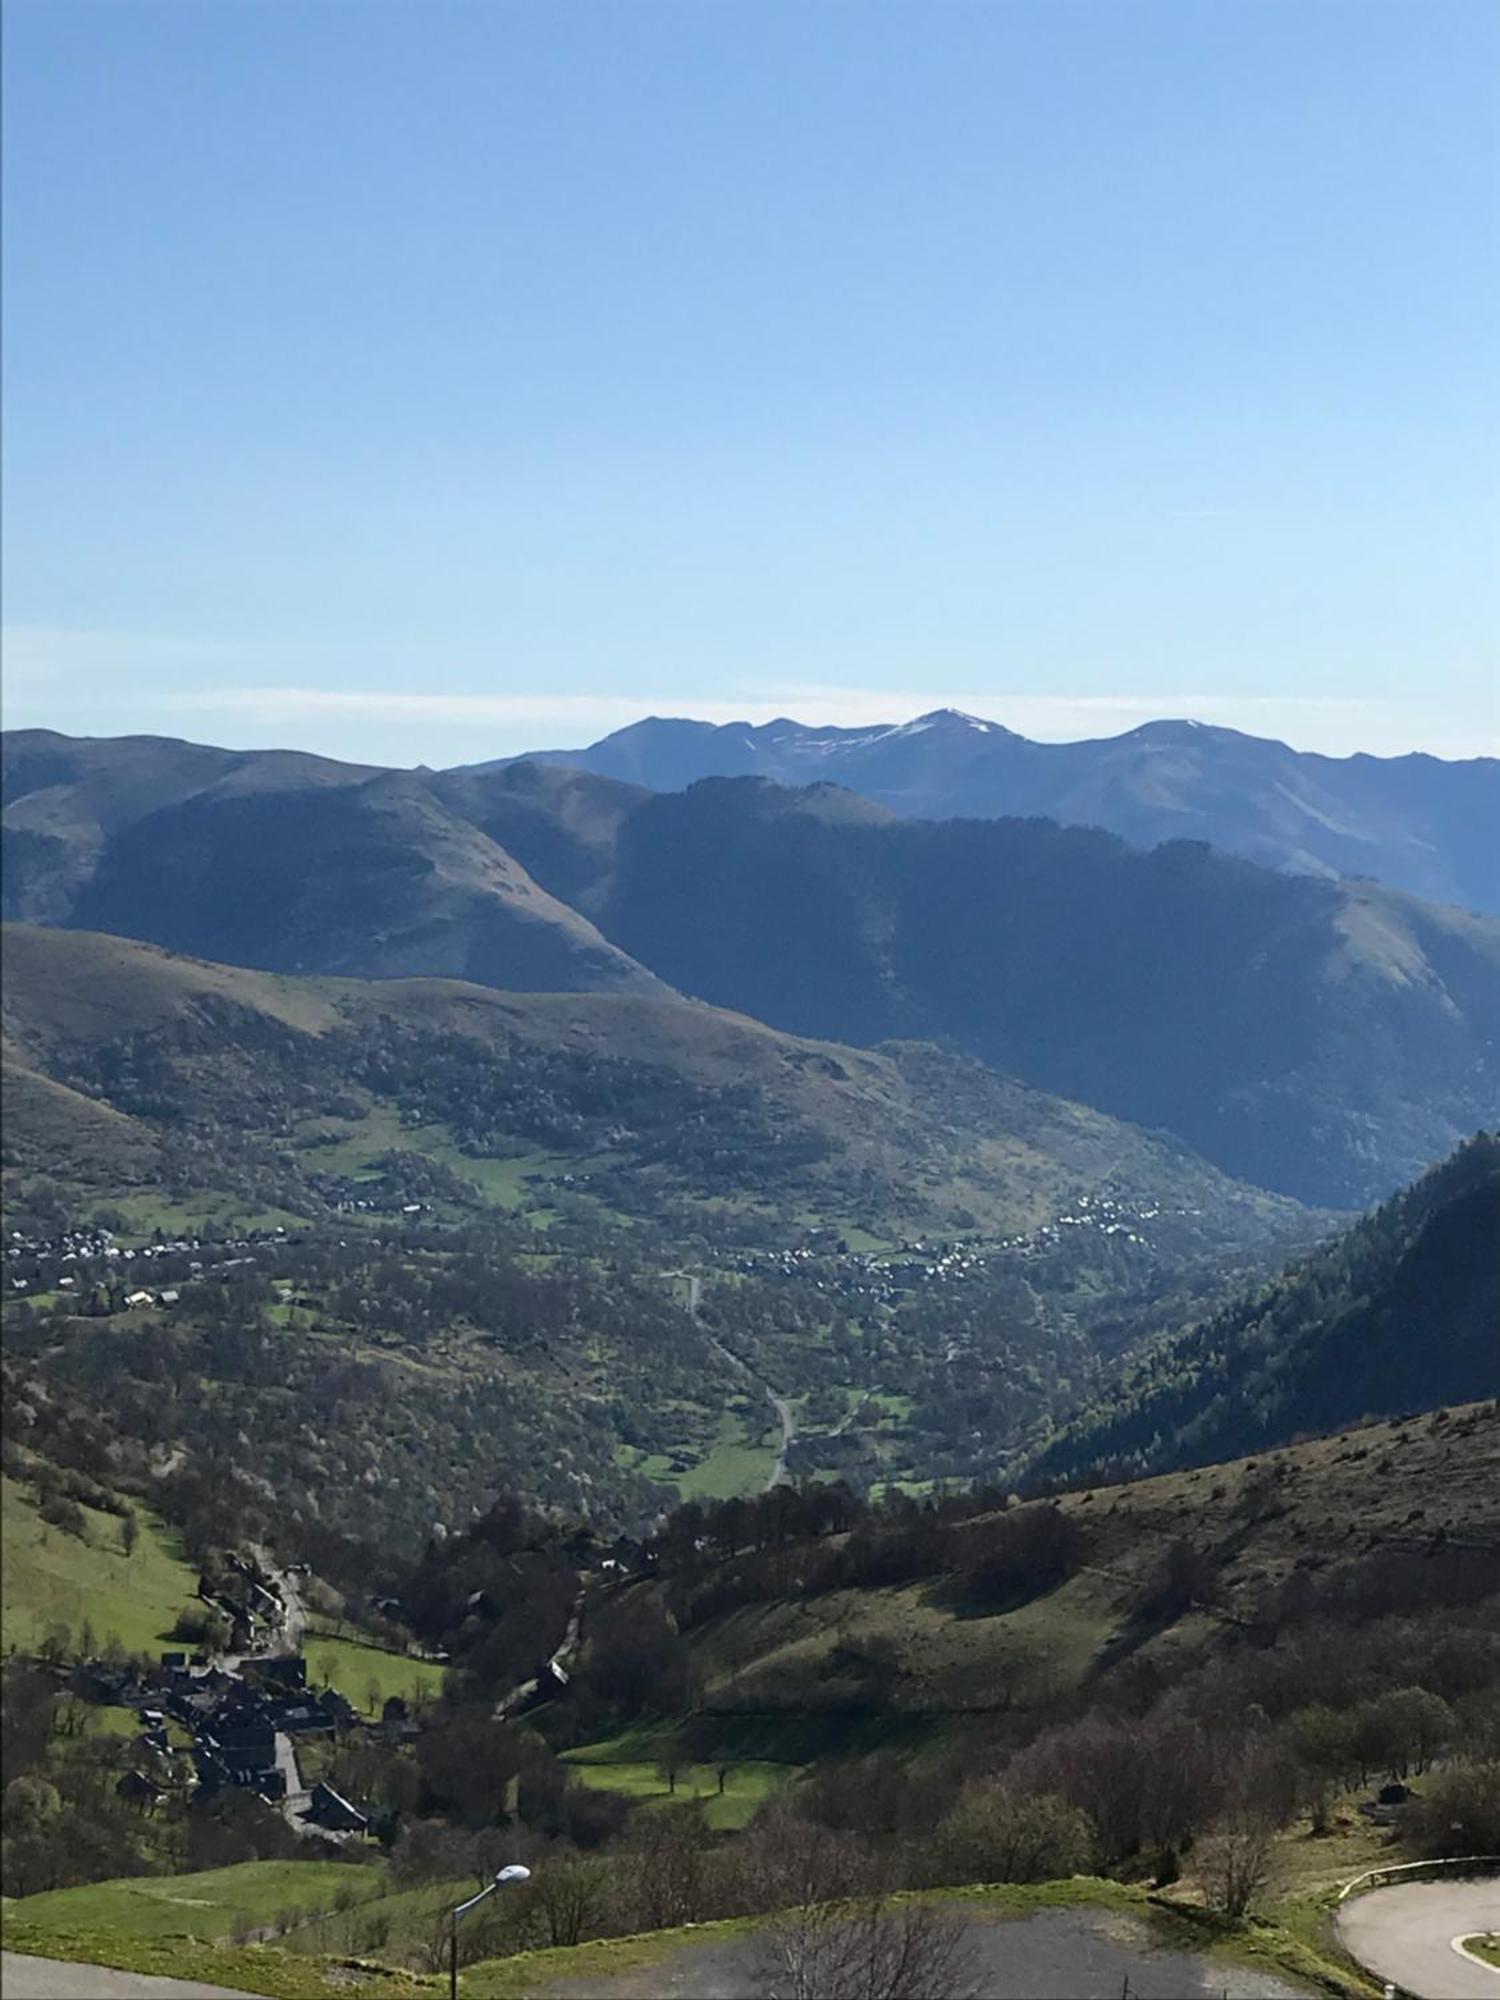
top-left (448, 1863), bottom-right (531, 1999)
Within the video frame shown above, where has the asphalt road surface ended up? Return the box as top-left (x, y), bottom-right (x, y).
top-left (1337, 1879), bottom-right (1500, 1999)
top-left (545, 1906), bottom-right (1307, 1998)
top-left (1, 1954), bottom-right (252, 1998)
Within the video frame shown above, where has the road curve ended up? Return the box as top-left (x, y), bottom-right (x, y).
top-left (1, 1952), bottom-right (254, 1998)
top-left (668, 1269), bottom-right (796, 1492)
top-left (1337, 1879), bottom-right (1500, 1999)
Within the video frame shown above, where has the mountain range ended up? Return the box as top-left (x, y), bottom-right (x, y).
top-left (485, 707), bottom-right (1500, 916)
top-left (5, 727), bottom-right (1499, 1207)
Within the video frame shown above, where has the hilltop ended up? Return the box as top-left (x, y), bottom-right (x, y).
top-left (2, 732), bottom-right (659, 997)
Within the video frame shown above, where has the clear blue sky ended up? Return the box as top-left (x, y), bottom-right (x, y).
top-left (4, 0), bottom-right (1497, 763)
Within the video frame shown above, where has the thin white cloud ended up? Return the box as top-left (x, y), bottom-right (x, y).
top-left (153, 681), bottom-right (1497, 759)
top-left (4, 626), bottom-right (1495, 760)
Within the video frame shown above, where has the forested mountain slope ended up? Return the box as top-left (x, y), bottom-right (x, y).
top-left (1026, 1134), bottom-right (1500, 1486)
top-left (589, 780), bottom-right (1500, 1206)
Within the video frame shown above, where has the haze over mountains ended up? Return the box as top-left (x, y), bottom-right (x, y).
top-left (4, 726), bottom-right (1499, 1207)
top-left (488, 707), bottom-right (1500, 916)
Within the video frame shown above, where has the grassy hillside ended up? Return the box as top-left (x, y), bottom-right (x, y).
top-left (605, 1402), bottom-right (1500, 1728)
top-left (7, 1859), bottom-right (380, 1943)
top-left (0, 1470), bottom-right (202, 1656)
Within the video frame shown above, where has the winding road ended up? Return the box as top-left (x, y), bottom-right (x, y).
top-left (493, 1584), bottom-right (587, 1719)
top-left (673, 1270), bottom-right (795, 1491)
top-left (1337, 1878), bottom-right (1500, 1999)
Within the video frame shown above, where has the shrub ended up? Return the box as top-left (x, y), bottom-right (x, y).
top-left (935, 1784), bottom-right (1094, 1886)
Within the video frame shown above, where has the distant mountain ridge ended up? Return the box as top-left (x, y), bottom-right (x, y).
top-left (586, 778), bottom-right (1500, 1206)
top-left (476, 707), bottom-right (1500, 915)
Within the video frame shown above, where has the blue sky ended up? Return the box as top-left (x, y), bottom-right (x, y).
top-left (4, 0), bottom-right (1497, 763)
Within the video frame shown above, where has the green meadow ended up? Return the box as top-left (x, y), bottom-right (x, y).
top-left (302, 1628), bottom-right (447, 1713)
top-left (7, 1859), bottom-right (381, 1942)
top-left (0, 1476), bottom-right (201, 1657)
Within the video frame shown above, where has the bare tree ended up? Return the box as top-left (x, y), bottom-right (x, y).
top-left (737, 1799), bottom-right (873, 1914)
top-left (629, 1801), bottom-right (711, 1931)
top-left (534, 1855), bottom-right (609, 1948)
top-left (761, 1895), bottom-right (979, 2000)
top-left (1198, 1806), bottom-right (1278, 1919)
top-left (655, 1740), bottom-right (685, 1796)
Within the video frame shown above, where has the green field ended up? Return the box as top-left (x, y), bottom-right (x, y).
top-left (302, 1628), bottom-right (447, 1712)
top-left (623, 1398), bottom-right (779, 1502)
top-left (1465, 1934), bottom-right (1500, 1969)
top-left (0, 1475), bottom-right (202, 1657)
top-left (560, 1724), bottom-right (795, 1831)
top-left (102, 1190), bottom-right (311, 1242)
top-left (676, 1405), bottom-right (779, 1501)
top-left (298, 1107), bottom-right (575, 1213)
top-left (7, 1860), bottom-right (382, 1942)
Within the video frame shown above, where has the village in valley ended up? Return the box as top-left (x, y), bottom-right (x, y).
top-left (67, 1549), bottom-right (415, 1845)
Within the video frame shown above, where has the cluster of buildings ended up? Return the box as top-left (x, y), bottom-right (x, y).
top-left (723, 1190), bottom-right (1184, 1303)
top-left (75, 1650), bottom-right (375, 1836)
top-left (304, 1172), bottom-right (425, 1216)
top-left (4, 1224), bottom-right (298, 1300)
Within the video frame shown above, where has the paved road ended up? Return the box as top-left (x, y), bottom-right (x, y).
top-left (494, 1585), bottom-right (586, 1718)
top-left (271, 1727), bottom-right (312, 1837)
top-left (544, 1907), bottom-right (1306, 1998)
top-left (1338, 1879), bottom-right (1500, 1999)
top-left (1, 1952), bottom-right (252, 1998)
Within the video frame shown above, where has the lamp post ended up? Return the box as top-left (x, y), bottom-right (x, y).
top-left (448, 1863), bottom-right (531, 1999)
